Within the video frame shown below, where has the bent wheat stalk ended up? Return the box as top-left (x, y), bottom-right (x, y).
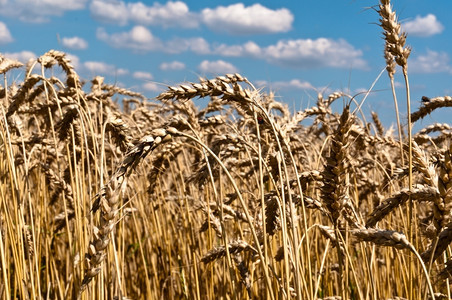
top-left (78, 128), bottom-right (172, 296)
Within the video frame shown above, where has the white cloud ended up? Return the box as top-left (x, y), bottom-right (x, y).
top-left (97, 26), bottom-right (163, 51)
top-left (97, 27), bottom-right (365, 70)
top-left (243, 41), bottom-right (262, 56)
top-left (354, 87), bottom-right (370, 94)
top-left (31, 0), bottom-right (85, 10)
top-left (262, 38), bottom-right (367, 69)
top-left (410, 50), bottom-right (452, 73)
top-left (256, 79), bottom-right (315, 91)
top-left (116, 69), bottom-right (129, 76)
top-left (393, 81), bottom-right (404, 88)
top-left (202, 3), bottom-right (293, 35)
top-left (62, 36), bottom-right (88, 50)
top-left (198, 60), bottom-right (239, 75)
top-left (214, 41), bottom-right (261, 57)
top-left (83, 61), bottom-right (129, 76)
top-left (185, 37), bottom-right (211, 54)
top-left (0, 0), bottom-right (88, 23)
top-left (90, 0), bottom-right (198, 28)
top-left (128, 1), bottom-right (198, 28)
top-left (40, 54), bottom-right (129, 78)
top-left (0, 22), bottom-right (13, 44)
top-left (91, 2), bottom-right (298, 34)
top-left (214, 44), bottom-right (245, 57)
top-left (133, 71), bottom-right (153, 80)
top-left (213, 38), bottom-right (366, 69)
top-left (3, 51), bottom-right (36, 63)
top-left (160, 61), bottom-right (186, 71)
top-left (164, 37), bottom-right (210, 54)
top-left (97, 27), bottom-right (210, 54)
top-left (66, 53), bottom-right (80, 70)
top-left (403, 14), bottom-right (444, 37)
top-left (142, 82), bottom-right (162, 92)
top-left (89, 0), bottom-right (129, 25)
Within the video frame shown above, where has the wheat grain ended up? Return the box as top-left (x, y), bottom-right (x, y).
top-left (201, 240), bottom-right (257, 264)
top-left (0, 57), bottom-right (23, 74)
top-left (411, 96), bottom-right (452, 123)
top-left (366, 185), bottom-right (440, 227)
top-left (351, 228), bottom-right (414, 251)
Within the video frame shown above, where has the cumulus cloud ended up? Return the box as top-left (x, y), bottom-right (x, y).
top-left (214, 44), bottom-right (245, 57)
top-left (97, 26), bottom-right (365, 70)
top-left (91, 1), bottom-right (293, 34)
top-left (62, 36), bottom-right (88, 50)
top-left (83, 61), bottom-right (129, 76)
top-left (142, 82), bottom-right (162, 92)
top-left (3, 51), bottom-right (36, 62)
top-left (256, 79), bottom-right (315, 90)
top-left (198, 60), bottom-right (239, 74)
top-left (165, 37), bottom-right (210, 54)
top-left (213, 38), bottom-right (366, 69)
top-left (262, 38), bottom-right (367, 69)
top-left (97, 26), bottom-right (211, 54)
top-left (242, 41), bottom-right (262, 56)
top-left (214, 41), bottom-right (261, 57)
top-left (201, 3), bottom-right (293, 35)
top-left (133, 71), bottom-right (153, 80)
top-left (90, 0), bottom-right (128, 25)
top-left (160, 61), bottom-right (186, 71)
top-left (0, 0), bottom-right (88, 23)
top-left (128, 1), bottom-right (198, 28)
top-left (90, 0), bottom-right (198, 28)
top-left (97, 26), bottom-right (163, 51)
top-left (403, 14), bottom-right (444, 37)
top-left (188, 38), bottom-right (211, 54)
top-left (410, 50), bottom-right (452, 73)
top-left (0, 22), bottom-right (13, 44)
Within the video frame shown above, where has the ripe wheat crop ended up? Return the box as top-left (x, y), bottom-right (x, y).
top-left (0, 1), bottom-right (451, 299)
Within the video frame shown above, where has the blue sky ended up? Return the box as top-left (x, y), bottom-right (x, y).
top-left (1, 0), bottom-right (452, 128)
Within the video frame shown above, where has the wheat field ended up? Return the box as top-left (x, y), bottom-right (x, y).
top-left (0, 1), bottom-right (451, 299)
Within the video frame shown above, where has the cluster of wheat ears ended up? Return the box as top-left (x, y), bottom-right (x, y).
top-left (0, 1), bottom-right (451, 299)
